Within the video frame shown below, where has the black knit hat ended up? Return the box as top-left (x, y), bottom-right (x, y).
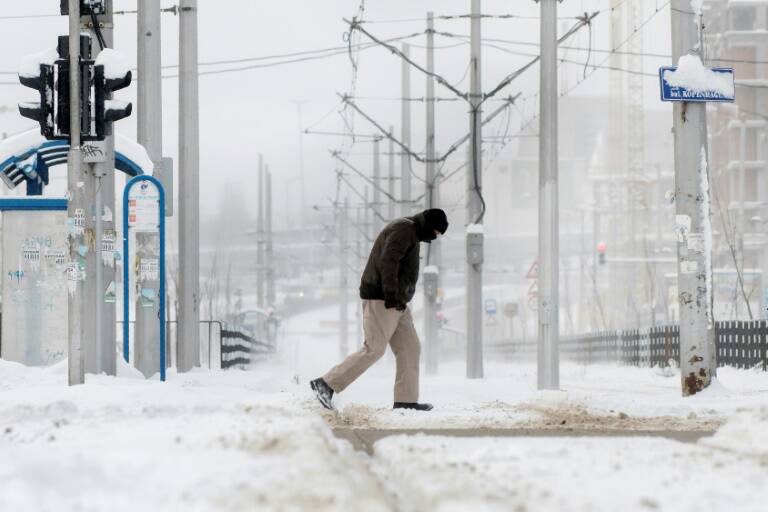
top-left (422, 208), bottom-right (449, 234)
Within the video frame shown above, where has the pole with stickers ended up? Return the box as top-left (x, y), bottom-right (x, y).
top-left (122, 174), bottom-right (166, 381)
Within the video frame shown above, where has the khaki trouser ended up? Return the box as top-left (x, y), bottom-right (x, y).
top-left (324, 299), bottom-right (421, 403)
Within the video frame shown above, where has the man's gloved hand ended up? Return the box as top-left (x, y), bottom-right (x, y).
top-left (385, 299), bottom-right (406, 312)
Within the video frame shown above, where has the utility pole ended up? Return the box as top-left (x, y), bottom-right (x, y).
top-left (737, 119), bottom-right (746, 318)
top-left (670, 0), bottom-right (716, 395)
top-left (538, 0), bottom-right (560, 390)
top-left (466, 0), bottom-right (484, 379)
top-left (256, 154), bottom-right (265, 309)
top-left (135, 0), bottom-right (163, 376)
top-left (266, 166), bottom-right (275, 307)
top-left (292, 100), bottom-right (308, 225)
top-left (424, 11), bottom-right (439, 375)
top-left (400, 43), bottom-right (412, 217)
top-left (177, 0), bottom-right (200, 372)
top-left (67, 0), bottom-right (85, 386)
top-left (339, 197), bottom-right (349, 358)
top-left (82, 3), bottom-right (117, 377)
top-left (388, 126), bottom-right (396, 220)
top-left (373, 137), bottom-right (382, 235)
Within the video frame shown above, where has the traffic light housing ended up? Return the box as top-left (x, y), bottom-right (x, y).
top-left (597, 242), bottom-right (606, 265)
top-left (94, 54), bottom-right (132, 138)
top-left (18, 51), bottom-right (55, 139)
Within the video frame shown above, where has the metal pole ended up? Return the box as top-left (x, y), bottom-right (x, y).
top-left (266, 167), bottom-right (275, 307)
top-left (135, 0), bottom-right (163, 376)
top-left (466, 0), bottom-right (484, 379)
top-left (400, 43), bottom-right (412, 217)
top-left (296, 102), bottom-right (307, 225)
top-left (83, 8), bottom-right (117, 377)
top-left (538, 0), bottom-right (560, 390)
top-left (177, 0), bottom-right (200, 372)
top-left (388, 126), bottom-right (396, 220)
top-left (256, 154), bottom-right (265, 309)
top-left (356, 197), bottom-right (363, 348)
top-left (67, 0), bottom-right (85, 386)
top-left (424, 11), bottom-right (439, 375)
top-left (670, 0), bottom-right (716, 395)
top-left (339, 197), bottom-right (349, 358)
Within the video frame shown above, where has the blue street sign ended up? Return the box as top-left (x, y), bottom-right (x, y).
top-left (122, 175), bottom-right (166, 381)
top-left (659, 66), bottom-right (735, 102)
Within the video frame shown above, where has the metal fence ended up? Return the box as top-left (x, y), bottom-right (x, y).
top-left (486, 320), bottom-right (768, 371)
top-left (220, 326), bottom-right (275, 370)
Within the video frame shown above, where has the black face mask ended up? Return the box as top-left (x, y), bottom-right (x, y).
top-left (418, 225), bottom-right (437, 242)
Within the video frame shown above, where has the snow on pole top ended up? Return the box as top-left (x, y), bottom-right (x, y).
top-left (95, 48), bottom-right (131, 79)
top-left (423, 265), bottom-right (439, 275)
top-left (466, 223), bottom-right (484, 234)
top-left (18, 48), bottom-right (58, 78)
top-left (662, 54), bottom-right (734, 98)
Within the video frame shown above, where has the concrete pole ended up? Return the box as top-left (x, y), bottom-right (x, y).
top-left (256, 154), bottom-right (265, 309)
top-left (400, 43), bottom-right (412, 217)
top-left (82, 5), bottom-right (117, 377)
top-left (670, 0), bottom-right (716, 395)
top-left (466, 0), bottom-right (484, 379)
top-left (538, 0), bottom-right (560, 390)
top-left (134, 0), bottom-right (163, 376)
top-left (388, 127), bottom-right (396, 220)
top-left (424, 11), bottom-right (439, 375)
top-left (266, 167), bottom-right (275, 307)
top-left (339, 197), bottom-right (349, 358)
top-left (296, 102), bottom-right (307, 225)
top-left (67, 0), bottom-right (85, 386)
top-left (373, 138), bottom-right (382, 235)
top-left (177, 0), bottom-right (200, 372)
top-left (736, 120), bottom-right (746, 317)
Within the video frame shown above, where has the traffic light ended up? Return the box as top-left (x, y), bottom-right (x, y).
top-left (94, 49), bottom-right (132, 139)
top-left (18, 51), bottom-right (56, 139)
top-left (597, 242), bottom-right (606, 265)
top-left (55, 35), bottom-right (93, 140)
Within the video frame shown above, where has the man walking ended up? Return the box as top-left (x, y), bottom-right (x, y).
top-left (311, 208), bottom-right (449, 411)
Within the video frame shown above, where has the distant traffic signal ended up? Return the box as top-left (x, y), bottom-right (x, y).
top-left (597, 241), bottom-right (606, 265)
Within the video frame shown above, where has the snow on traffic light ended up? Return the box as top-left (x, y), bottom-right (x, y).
top-left (94, 48), bottom-right (133, 139)
top-left (17, 48), bottom-right (57, 139)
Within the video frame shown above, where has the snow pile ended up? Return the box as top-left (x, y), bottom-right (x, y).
top-left (423, 265), bottom-right (438, 275)
top-left (0, 362), bottom-right (392, 511)
top-left (663, 54), bottom-right (734, 97)
top-left (18, 48), bottom-right (58, 79)
top-left (701, 405), bottom-right (768, 460)
top-left (371, 434), bottom-right (768, 512)
top-left (94, 48), bottom-right (131, 80)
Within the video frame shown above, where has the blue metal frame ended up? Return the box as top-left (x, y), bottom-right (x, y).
top-left (0, 140), bottom-right (145, 196)
top-left (0, 198), bottom-right (67, 211)
top-left (659, 66), bottom-right (735, 103)
top-left (122, 175), bottom-right (166, 382)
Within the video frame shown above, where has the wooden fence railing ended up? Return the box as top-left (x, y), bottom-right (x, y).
top-left (486, 320), bottom-right (768, 371)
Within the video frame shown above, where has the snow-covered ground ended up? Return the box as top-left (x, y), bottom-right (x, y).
top-left (1, 302), bottom-right (767, 511)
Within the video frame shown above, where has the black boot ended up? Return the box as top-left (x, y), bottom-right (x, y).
top-left (310, 378), bottom-right (334, 410)
top-left (393, 402), bottom-right (433, 411)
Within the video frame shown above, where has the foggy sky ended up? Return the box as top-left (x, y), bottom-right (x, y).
top-left (0, 1), bottom-right (673, 227)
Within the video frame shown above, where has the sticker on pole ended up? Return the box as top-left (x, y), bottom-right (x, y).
top-left (127, 180), bottom-right (160, 231)
top-left (659, 57), bottom-right (734, 103)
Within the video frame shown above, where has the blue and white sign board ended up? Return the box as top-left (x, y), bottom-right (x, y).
top-left (659, 66), bottom-right (735, 102)
top-left (484, 298), bottom-right (497, 316)
top-left (122, 175), bottom-right (166, 381)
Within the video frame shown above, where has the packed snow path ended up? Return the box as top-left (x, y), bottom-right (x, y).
top-left (1, 357), bottom-right (767, 511)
